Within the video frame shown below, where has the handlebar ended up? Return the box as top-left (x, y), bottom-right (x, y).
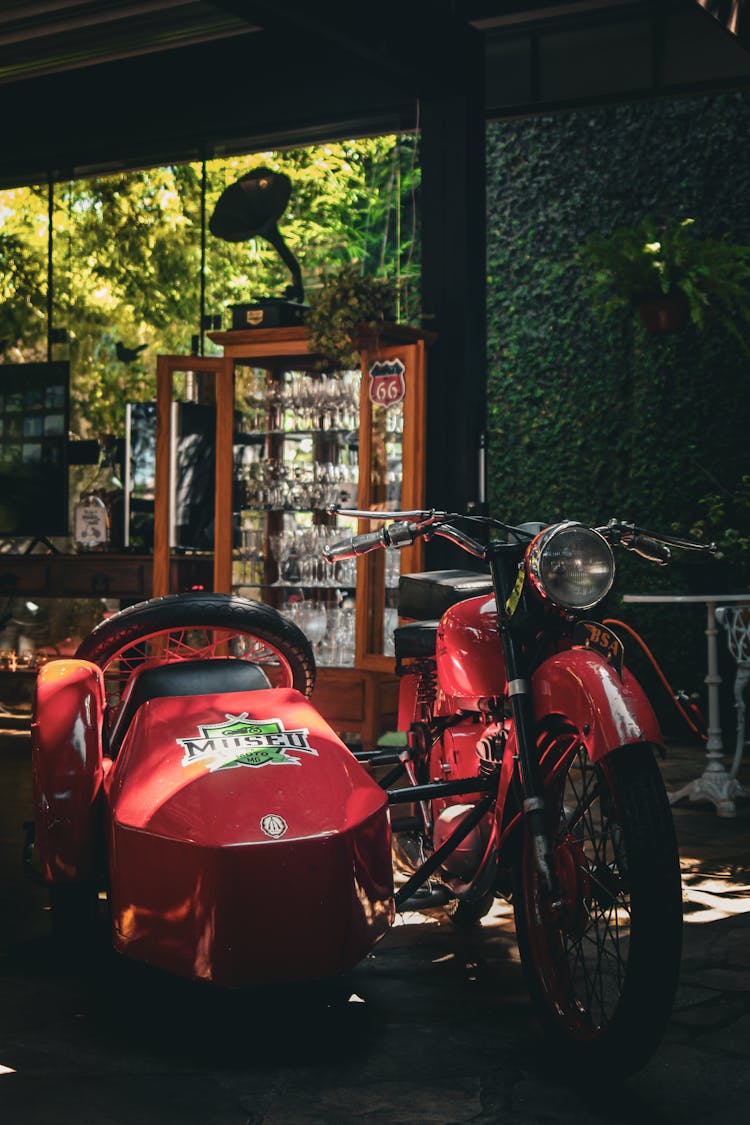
top-left (322, 509), bottom-right (716, 566)
top-left (599, 519), bottom-right (716, 564)
top-left (323, 527), bottom-right (393, 561)
top-left (321, 518), bottom-right (437, 562)
top-left (627, 536), bottom-right (672, 565)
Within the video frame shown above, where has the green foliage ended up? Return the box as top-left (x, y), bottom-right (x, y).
top-left (486, 92), bottom-right (750, 702)
top-left (203, 138), bottom-right (420, 326)
top-left (577, 216), bottom-right (750, 346)
top-left (0, 186), bottom-right (48, 355)
top-left (0, 135), bottom-right (420, 437)
top-left (306, 264), bottom-right (396, 369)
top-left (689, 473), bottom-right (750, 586)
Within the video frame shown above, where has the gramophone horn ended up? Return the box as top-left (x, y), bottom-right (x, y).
top-left (209, 168), bottom-right (303, 303)
top-left (209, 167), bottom-right (291, 242)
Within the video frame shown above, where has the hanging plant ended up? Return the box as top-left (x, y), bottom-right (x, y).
top-left (576, 217), bottom-right (750, 347)
top-left (306, 264), bottom-right (396, 369)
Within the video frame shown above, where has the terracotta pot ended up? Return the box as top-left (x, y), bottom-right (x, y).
top-left (637, 294), bottom-right (689, 333)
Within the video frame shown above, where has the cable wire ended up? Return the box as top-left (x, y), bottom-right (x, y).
top-left (603, 617), bottom-right (707, 742)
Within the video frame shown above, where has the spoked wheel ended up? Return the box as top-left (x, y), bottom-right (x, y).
top-left (76, 592), bottom-right (316, 712)
top-left (514, 728), bottom-right (682, 1077)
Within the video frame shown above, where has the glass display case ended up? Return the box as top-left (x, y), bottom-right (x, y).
top-left (154, 325), bottom-right (431, 744)
top-left (232, 364), bottom-right (362, 668)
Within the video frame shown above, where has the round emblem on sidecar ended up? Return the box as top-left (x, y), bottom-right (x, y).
top-left (260, 813), bottom-right (288, 839)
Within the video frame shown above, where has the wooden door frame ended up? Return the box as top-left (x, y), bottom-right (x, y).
top-left (154, 354), bottom-right (234, 597)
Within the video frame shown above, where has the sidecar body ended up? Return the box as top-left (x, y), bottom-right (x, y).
top-left (32, 657), bottom-right (394, 987)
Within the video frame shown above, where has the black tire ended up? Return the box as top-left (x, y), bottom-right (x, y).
top-left (513, 734), bottom-right (682, 1077)
top-left (76, 592), bottom-right (316, 710)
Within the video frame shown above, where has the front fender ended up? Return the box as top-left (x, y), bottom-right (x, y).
top-left (31, 659), bottom-right (106, 882)
top-left (531, 648), bottom-right (663, 762)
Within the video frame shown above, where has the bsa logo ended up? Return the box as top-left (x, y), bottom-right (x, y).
top-left (260, 814), bottom-right (288, 839)
top-left (177, 714), bottom-right (318, 772)
top-left (368, 358), bottom-right (406, 406)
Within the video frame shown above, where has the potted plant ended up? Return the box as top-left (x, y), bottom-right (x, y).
top-left (306, 264), bottom-right (396, 369)
top-left (577, 218), bottom-right (750, 344)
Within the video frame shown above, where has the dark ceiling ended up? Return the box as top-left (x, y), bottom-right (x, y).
top-left (0, 1), bottom-right (749, 187)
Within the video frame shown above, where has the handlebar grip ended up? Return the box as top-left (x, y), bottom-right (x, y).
top-left (323, 529), bottom-right (386, 562)
top-left (630, 535), bottom-right (671, 565)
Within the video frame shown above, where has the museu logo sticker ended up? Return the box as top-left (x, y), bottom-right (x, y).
top-left (177, 713), bottom-right (317, 771)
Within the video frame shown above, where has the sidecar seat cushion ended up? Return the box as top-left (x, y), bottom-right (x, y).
top-left (394, 620), bottom-right (439, 664)
top-left (108, 658), bottom-right (271, 758)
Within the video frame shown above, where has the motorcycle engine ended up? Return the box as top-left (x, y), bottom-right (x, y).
top-left (433, 804), bottom-right (490, 879)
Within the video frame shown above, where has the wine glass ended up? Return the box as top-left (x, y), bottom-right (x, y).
top-left (269, 532), bottom-right (288, 586)
top-left (298, 602), bottom-right (327, 655)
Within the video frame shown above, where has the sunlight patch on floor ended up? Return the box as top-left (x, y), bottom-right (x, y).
top-left (681, 867), bottom-right (750, 924)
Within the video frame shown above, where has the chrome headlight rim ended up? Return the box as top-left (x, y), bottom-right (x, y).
top-left (526, 521), bottom-right (615, 612)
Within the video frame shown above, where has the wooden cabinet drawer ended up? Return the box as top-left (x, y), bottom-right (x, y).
top-left (0, 558), bottom-right (50, 596)
top-left (55, 557), bottom-right (147, 597)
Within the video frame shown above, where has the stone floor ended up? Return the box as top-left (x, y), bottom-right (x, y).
top-left (1, 722), bottom-right (750, 1124)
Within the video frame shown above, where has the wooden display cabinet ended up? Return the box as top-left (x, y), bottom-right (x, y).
top-left (154, 324), bottom-right (431, 746)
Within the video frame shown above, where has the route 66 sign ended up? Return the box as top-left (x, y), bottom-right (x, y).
top-left (368, 358), bottom-right (406, 406)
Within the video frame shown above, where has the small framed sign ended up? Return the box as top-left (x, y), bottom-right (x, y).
top-left (368, 357), bottom-right (406, 406)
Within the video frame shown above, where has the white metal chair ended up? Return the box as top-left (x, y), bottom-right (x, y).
top-left (716, 605), bottom-right (750, 779)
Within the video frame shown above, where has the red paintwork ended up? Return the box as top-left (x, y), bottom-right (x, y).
top-left (397, 672), bottom-right (419, 731)
top-left (32, 596), bottom-right (662, 993)
top-left (494, 648), bottom-right (662, 846)
top-left (529, 647), bottom-right (662, 760)
top-left (435, 596), bottom-right (506, 710)
top-left (31, 659), bottom-right (106, 882)
top-left (105, 688), bottom-right (394, 986)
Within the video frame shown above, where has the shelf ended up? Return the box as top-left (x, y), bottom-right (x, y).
top-left (238, 428), bottom-right (359, 442)
top-left (233, 583), bottom-right (358, 593)
top-left (240, 506), bottom-right (356, 515)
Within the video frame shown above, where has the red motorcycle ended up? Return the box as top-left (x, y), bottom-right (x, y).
top-left (29, 509), bottom-right (710, 1077)
top-left (322, 508), bottom-right (711, 1075)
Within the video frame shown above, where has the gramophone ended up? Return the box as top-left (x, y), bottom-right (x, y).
top-left (209, 167), bottom-right (306, 330)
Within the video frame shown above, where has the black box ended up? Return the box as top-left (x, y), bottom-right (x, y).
top-left (398, 568), bottom-right (494, 620)
top-left (230, 300), bottom-right (307, 330)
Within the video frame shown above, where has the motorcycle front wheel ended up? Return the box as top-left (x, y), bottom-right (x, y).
top-left (513, 734), bottom-right (682, 1077)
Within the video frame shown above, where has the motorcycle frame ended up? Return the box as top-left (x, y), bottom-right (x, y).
top-left (372, 536), bottom-right (663, 908)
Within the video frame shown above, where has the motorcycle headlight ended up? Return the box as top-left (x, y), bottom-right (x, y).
top-left (527, 522), bottom-right (614, 611)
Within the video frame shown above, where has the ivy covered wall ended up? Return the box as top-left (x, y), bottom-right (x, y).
top-left (485, 92), bottom-right (750, 726)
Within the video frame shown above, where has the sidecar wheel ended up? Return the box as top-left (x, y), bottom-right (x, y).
top-left (76, 592), bottom-right (315, 711)
top-left (513, 736), bottom-right (682, 1078)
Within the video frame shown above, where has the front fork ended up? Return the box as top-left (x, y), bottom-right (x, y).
top-left (489, 546), bottom-right (559, 901)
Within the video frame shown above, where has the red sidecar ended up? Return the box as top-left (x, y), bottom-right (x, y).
top-left (31, 594), bottom-right (394, 987)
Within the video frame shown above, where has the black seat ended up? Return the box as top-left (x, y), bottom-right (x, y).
top-left (108, 658), bottom-right (271, 758)
top-left (394, 620), bottom-right (439, 664)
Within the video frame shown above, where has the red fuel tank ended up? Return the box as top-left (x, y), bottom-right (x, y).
top-left (435, 595), bottom-right (506, 709)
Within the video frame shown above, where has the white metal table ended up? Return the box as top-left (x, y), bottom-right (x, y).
top-left (622, 593), bottom-right (750, 818)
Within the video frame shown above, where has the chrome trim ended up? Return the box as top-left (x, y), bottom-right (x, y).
top-left (523, 796), bottom-right (545, 813)
top-left (526, 521), bottom-right (615, 611)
